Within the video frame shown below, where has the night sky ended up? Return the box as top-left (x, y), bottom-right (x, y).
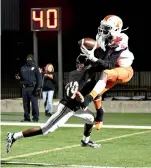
top-left (1, 0), bottom-right (149, 76)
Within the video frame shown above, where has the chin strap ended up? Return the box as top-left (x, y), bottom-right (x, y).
top-left (121, 27), bottom-right (129, 32)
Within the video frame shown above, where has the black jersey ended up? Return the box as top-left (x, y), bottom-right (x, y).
top-left (60, 67), bottom-right (100, 111)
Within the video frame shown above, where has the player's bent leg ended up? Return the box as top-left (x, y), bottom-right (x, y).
top-left (90, 69), bottom-right (118, 98)
top-left (74, 109), bottom-right (94, 145)
top-left (74, 109), bottom-right (95, 125)
top-left (89, 71), bottom-right (108, 99)
top-left (80, 66), bottom-right (132, 110)
top-left (75, 69), bottom-right (119, 110)
top-left (90, 66), bottom-right (133, 131)
top-left (81, 123), bottom-right (101, 148)
top-left (99, 67), bottom-right (133, 95)
top-left (115, 66), bottom-right (134, 83)
top-left (74, 109), bottom-right (100, 148)
top-left (79, 70), bottom-right (115, 110)
top-left (6, 103), bottom-right (74, 153)
top-left (93, 79), bottom-right (118, 131)
top-left (41, 103), bottom-right (74, 134)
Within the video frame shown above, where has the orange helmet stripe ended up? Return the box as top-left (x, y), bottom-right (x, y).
top-left (104, 15), bottom-right (115, 21)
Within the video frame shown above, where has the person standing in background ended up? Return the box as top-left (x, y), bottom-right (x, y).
top-left (15, 54), bottom-right (41, 122)
top-left (42, 64), bottom-right (57, 117)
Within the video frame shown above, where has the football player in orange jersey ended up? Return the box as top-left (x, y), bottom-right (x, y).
top-left (78, 15), bottom-right (134, 130)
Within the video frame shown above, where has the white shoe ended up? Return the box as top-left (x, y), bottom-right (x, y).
top-left (81, 140), bottom-right (101, 148)
top-left (6, 132), bottom-right (16, 153)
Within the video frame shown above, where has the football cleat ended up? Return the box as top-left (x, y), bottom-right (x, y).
top-left (95, 121), bottom-right (103, 130)
top-left (6, 132), bottom-right (16, 153)
top-left (81, 140), bottom-right (101, 148)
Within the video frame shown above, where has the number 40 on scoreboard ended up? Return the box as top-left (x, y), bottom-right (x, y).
top-left (31, 8), bottom-right (60, 31)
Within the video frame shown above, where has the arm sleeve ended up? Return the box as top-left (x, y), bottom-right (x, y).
top-left (35, 67), bottom-right (42, 88)
top-left (45, 73), bottom-right (57, 86)
top-left (51, 73), bottom-right (57, 84)
top-left (19, 67), bottom-right (23, 80)
top-left (17, 70), bottom-right (21, 80)
top-left (94, 49), bottom-right (126, 69)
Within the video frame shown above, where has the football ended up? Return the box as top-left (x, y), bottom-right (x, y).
top-left (78, 37), bottom-right (100, 50)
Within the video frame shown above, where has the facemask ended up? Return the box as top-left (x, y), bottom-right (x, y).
top-left (26, 60), bottom-right (33, 66)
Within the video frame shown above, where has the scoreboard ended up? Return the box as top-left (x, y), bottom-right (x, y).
top-left (31, 8), bottom-right (60, 31)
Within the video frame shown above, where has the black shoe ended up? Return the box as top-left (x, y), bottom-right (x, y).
top-left (45, 110), bottom-right (49, 112)
top-left (21, 119), bottom-right (31, 122)
top-left (81, 140), bottom-right (101, 148)
top-left (32, 119), bottom-right (39, 122)
top-left (47, 113), bottom-right (52, 117)
top-left (45, 112), bottom-right (52, 117)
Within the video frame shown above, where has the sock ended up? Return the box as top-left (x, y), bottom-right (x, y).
top-left (95, 107), bottom-right (104, 122)
top-left (13, 132), bottom-right (24, 140)
top-left (82, 135), bottom-right (90, 143)
top-left (82, 123), bottom-right (93, 143)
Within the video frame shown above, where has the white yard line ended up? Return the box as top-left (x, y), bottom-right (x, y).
top-left (2, 130), bottom-right (151, 161)
top-left (1, 122), bottom-right (151, 129)
top-left (1, 161), bottom-right (151, 168)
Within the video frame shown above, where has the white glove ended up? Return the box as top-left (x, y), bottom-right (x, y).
top-left (80, 41), bottom-right (98, 62)
top-left (75, 91), bottom-right (84, 103)
top-left (65, 81), bottom-right (79, 99)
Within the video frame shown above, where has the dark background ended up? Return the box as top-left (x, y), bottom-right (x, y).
top-left (1, 0), bottom-right (149, 76)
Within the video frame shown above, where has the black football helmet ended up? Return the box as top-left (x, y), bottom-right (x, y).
top-left (76, 54), bottom-right (91, 71)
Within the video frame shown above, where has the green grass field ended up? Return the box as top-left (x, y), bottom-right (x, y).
top-left (1, 112), bottom-right (151, 168)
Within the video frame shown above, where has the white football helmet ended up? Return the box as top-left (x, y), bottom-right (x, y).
top-left (98, 15), bottom-right (123, 38)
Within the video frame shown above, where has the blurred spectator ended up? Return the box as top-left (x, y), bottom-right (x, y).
top-left (42, 63), bottom-right (57, 117)
top-left (15, 54), bottom-right (41, 122)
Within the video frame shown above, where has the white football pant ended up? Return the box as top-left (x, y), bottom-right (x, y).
top-left (41, 103), bottom-right (95, 135)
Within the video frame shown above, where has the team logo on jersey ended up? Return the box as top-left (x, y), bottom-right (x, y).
top-left (111, 36), bottom-right (122, 45)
